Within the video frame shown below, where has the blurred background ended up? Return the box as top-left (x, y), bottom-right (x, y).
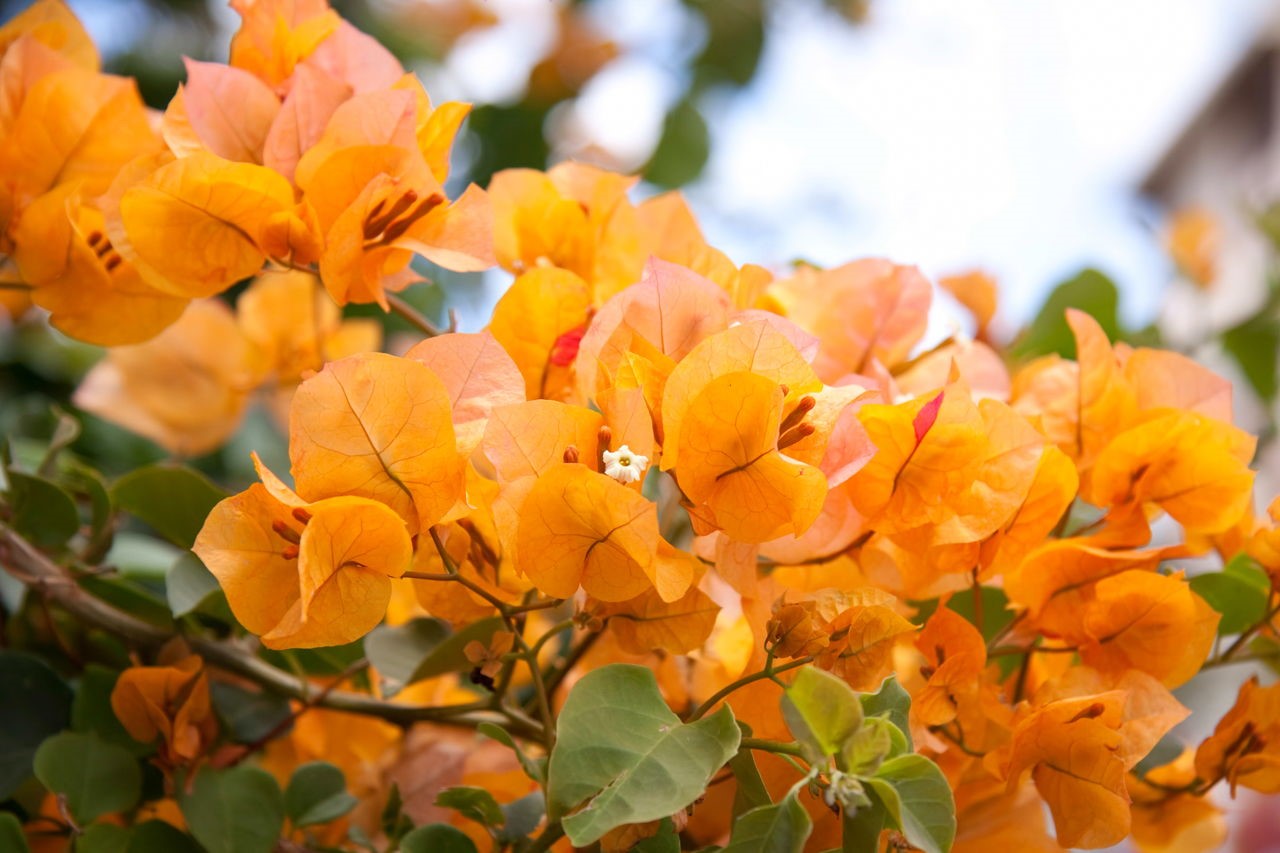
top-left (3, 0), bottom-right (1280, 464)
top-left (3, 0), bottom-right (1272, 321)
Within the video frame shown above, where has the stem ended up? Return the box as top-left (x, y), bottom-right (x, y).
top-left (985, 611), bottom-right (1025, 651)
top-left (688, 656), bottom-right (813, 721)
top-left (528, 620), bottom-right (576, 659)
top-left (739, 737), bottom-right (808, 759)
top-left (543, 630), bottom-right (600, 698)
top-left (1207, 600), bottom-right (1280, 666)
top-left (988, 643), bottom-right (1077, 658)
top-left (0, 524), bottom-right (540, 737)
top-left (524, 821), bottom-right (565, 853)
top-left (386, 293), bottom-right (443, 337)
top-left (425, 527), bottom-right (557, 751)
top-left (231, 657), bottom-right (370, 765)
top-left (971, 570), bottom-right (984, 637)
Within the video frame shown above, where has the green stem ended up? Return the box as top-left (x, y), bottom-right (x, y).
top-left (386, 292), bottom-right (443, 337)
top-left (1207, 600), bottom-right (1280, 666)
top-left (688, 656), bottom-right (813, 721)
top-left (739, 737), bottom-right (808, 759)
top-left (524, 821), bottom-right (565, 853)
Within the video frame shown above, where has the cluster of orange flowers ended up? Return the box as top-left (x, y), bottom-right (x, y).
top-left (4, 2), bottom-right (1280, 851)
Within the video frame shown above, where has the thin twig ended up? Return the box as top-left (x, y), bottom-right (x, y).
top-left (0, 524), bottom-right (541, 737)
top-left (386, 293), bottom-right (443, 337)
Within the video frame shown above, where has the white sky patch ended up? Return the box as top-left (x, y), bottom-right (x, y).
top-left (694, 0), bottom-right (1277, 327)
top-left (444, 1), bottom-right (558, 104)
top-left (552, 57), bottom-right (680, 169)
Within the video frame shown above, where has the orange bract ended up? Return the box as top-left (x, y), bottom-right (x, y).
top-left (289, 352), bottom-right (465, 533)
top-left (514, 462), bottom-right (667, 602)
top-left (111, 656), bottom-right (217, 767)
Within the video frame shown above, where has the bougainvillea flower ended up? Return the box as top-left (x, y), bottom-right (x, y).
top-left (487, 266), bottom-right (592, 401)
top-left (0, 0), bottom-right (99, 71)
top-left (661, 319), bottom-right (823, 472)
top-left (0, 64), bottom-right (156, 228)
top-left (111, 656), bottom-right (217, 767)
top-left (10, 183), bottom-right (187, 345)
top-left (1086, 409), bottom-right (1255, 537)
top-left (236, 269), bottom-right (381, 389)
top-left (677, 371), bottom-right (827, 543)
top-left (1195, 676), bottom-right (1280, 794)
top-left (768, 258), bottom-right (932, 380)
top-left (513, 462), bottom-right (673, 602)
top-left (162, 58), bottom-right (281, 164)
top-left (488, 162), bottom-right (641, 300)
top-left (939, 270), bottom-right (998, 339)
top-left (994, 692), bottom-right (1131, 848)
top-left (813, 588), bottom-right (916, 690)
top-left (288, 352), bottom-right (465, 534)
top-left (849, 388), bottom-right (988, 534)
top-left (74, 299), bottom-right (265, 455)
top-left (227, 0), bottom-right (342, 88)
top-left (111, 150), bottom-right (296, 298)
top-left (194, 483), bottom-right (413, 649)
top-left (481, 399), bottom-right (604, 484)
top-left (297, 140), bottom-right (491, 307)
top-left (405, 331), bottom-right (525, 454)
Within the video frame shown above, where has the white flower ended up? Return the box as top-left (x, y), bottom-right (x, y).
top-left (602, 444), bottom-right (648, 484)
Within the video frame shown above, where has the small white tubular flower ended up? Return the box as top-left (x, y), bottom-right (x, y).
top-left (602, 444), bottom-right (649, 484)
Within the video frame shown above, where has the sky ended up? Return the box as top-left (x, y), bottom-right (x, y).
top-left (688, 0), bottom-right (1280, 329)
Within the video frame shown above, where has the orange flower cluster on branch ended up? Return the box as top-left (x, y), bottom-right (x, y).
top-left (3, 3), bottom-right (1280, 852)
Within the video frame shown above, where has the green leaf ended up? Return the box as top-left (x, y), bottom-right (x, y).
top-left (284, 761), bottom-right (357, 828)
top-left (111, 464), bottom-right (227, 549)
top-left (912, 587), bottom-right (1014, 645)
top-left (380, 782), bottom-right (414, 843)
top-left (61, 463), bottom-right (113, 560)
top-left (5, 470), bottom-right (80, 548)
top-left (72, 665), bottom-right (150, 756)
top-left (478, 722), bottom-right (545, 783)
top-left (365, 617), bottom-right (505, 690)
top-left (859, 676), bottom-right (912, 751)
top-left (1222, 314), bottom-right (1280, 402)
top-left (0, 813), bottom-right (29, 853)
top-left (210, 682), bottom-right (294, 743)
top-left (436, 785), bottom-right (505, 827)
top-left (1191, 554), bottom-right (1272, 635)
top-left (39, 406), bottom-right (82, 476)
top-left (33, 732), bottom-right (142, 823)
top-left (498, 791), bottom-right (545, 844)
top-left (362, 617), bottom-right (451, 685)
top-left (728, 747), bottom-right (772, 817)
top-left (722, 787), bottom-right (812, 853)
top-left (842, 795), bottom-right (887, 853)
top-left (75, 823), bottom-right (132, 853)
top-left (166, 552), bottom-right (221, 617)
top-left (548, 664), bottom-right (741, 846)
top-left (125, 821), bottom-right (202, 853)
top-left (781, 667), bottom-right (863, 760)
top-left (872, 754), bottom-right (956, 853)
top-left (842, 717), bottom-right (894, 776)
top-left (644, 97), bottom-right (710, 189)
top-left (0, 652), bottom-right (72, 798)
top-left (180, 765), bottom-right (284, 853)
top-left (690, 0), bottom-right (766, 87)
top-left (400, 824), bottom-right (478, 853)
top-left (79, 574), bottom-right (174, 630)
top-left (1014, 268), bottom-right (1121, 359)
